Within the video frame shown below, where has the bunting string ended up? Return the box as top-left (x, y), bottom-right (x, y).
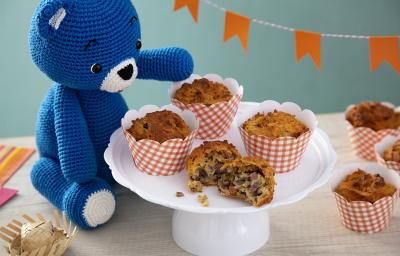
top-left (174, 0), bottom-right (400, 73)
top-left (202, 0), bottom-right (374, 39)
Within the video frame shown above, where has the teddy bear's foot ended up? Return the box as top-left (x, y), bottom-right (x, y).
top-left (63, 178), bottom-right (116, 229)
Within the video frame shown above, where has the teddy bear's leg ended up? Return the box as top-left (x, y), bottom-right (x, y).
top-left (31, 157), bottom-right (116, 229)
top-left (62, 178), bottom-right (115, 229)
top-left (31, 157), bottom-right (71, 209)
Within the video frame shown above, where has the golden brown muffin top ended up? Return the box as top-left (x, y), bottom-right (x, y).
top-left (383, 139), bottom-right (400, 163)
top-left (242, 110), bottom-right (309, 139)
top-left (346, 101), bottom-right (400, 131)
top-left (186, 140), bottom-right (240, 167)
top-left (127, 110), bottom-right (191, 143)
top-left (335, 169), bottom-right (397, 203)
top-left (174, 78), bottom-right (232, 106)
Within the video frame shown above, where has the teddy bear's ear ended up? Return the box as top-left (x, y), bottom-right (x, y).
top-left (37, 0), bottom-right (69, 39)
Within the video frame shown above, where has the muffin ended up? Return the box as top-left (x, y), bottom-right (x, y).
top-left (345, 101), bottom-right (400, 161)
top-left (186, 141), bottom-right (240, 191)
top-left (218, 157), bottom-right (275, 207)
top-left (335, 169), bottom-right (396, 203)
top-left (122, 106), bottom-right (199, 176)
top-left (127, 110), bottom-right (191, 143)
top-left (242, 110), bottom-right (309, 139)
top-left (170, 74), bottom-right (244, 139)
top-left (346, 101), bottom-right (400, 131)
top-left (383, 139), bottom-right (400, 163)
top-left (331, 163), bottom-right (400, 233)
top-left (238, 101), bottom-right (316, 173)
top-left (174, 78), bottom-right (232, 106)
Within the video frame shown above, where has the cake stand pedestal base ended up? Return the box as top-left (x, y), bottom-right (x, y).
top-left (172, 209), bottom-right (270, 256)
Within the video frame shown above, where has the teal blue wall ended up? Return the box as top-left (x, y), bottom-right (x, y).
top-left (1, 0), bottom-right (399, 137)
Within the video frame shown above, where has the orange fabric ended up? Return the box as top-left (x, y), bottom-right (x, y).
top-left (223, 11), bottom-right (251, 51)
top-left (295, 30), bottom-right (322, 70)
top-left (174, 0), bottom-right (199, 22)
top-left (369, 36), bottom-right (400, 74)
top-left (0, 147), bottom-right (35, 186)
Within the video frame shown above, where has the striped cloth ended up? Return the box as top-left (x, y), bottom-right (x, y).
top-left (0, 145), bottom-right (35, 186)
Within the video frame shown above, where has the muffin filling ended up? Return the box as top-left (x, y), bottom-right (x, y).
top-left (217, 165), bottom-right (273, 206)
top-left (190, 151), bottom-right (237, 185)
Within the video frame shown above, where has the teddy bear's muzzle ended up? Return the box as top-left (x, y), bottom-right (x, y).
top-left (100, 58), bottom-right (138, 93)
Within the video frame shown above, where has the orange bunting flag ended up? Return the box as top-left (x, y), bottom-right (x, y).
top-left (295, 30), bottom-right (322, 70)
top-left (174, 0), bottom-right (200, 23)
top-left (369, 36), bottom-right (400, 74)
top-left (223, 11), bottom-right (251, 51)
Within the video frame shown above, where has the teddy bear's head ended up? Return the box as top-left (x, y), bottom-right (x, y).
top-left (29, 0), bottom-right (141, 92)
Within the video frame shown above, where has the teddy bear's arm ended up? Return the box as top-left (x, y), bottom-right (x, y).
top-left (137, 47), bottom-right (193, 81)
top-left (53, 85), bottom-right (98, 184)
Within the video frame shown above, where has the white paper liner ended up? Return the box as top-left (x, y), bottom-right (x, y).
top-left (345, 102), bottom-right (400, 161)
top-left (375, 134), bottom-right (400, 173)
top-left (121, 105), bottom-right (199, 176)
top-left (236, 100), bottom-right (317, 173)
top-left (330, 163), bottom-right (400, 233)
top-left (169, 74), bottom-right (244, 139)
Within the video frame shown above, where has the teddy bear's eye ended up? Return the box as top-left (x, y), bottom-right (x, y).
top-left (91, 63), bottom-right (102, 74)
top-left (136, 39), bottom-right (142, 50)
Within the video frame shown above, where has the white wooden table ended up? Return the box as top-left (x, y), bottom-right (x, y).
top-left (1, 113), bottom-right (399, 256)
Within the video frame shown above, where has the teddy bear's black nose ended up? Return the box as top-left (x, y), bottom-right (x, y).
top-left (117, 64), bottom-right (134, 80)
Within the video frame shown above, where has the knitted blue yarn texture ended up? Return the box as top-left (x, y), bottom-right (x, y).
top-left (29, 0), bottom-right (193, 229)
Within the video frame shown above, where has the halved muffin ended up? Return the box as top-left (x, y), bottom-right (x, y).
top-left (218, 157), bottom-right (275, 207)
top-left (186, 141), bottom-right (240, 192)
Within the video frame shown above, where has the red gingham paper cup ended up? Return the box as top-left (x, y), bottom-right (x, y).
top-left (121, 105), bottom-right (199, 176)
top-left (375, 135), bottom-right (400, 174)
top-left (237, 100), bottom-right (317, 173)
top-left (330, 163), bottom-right (400, 233)
top-left (345, 102), bottom-right (400, 161)
top-left (169, 74), bottom-right (243, 139)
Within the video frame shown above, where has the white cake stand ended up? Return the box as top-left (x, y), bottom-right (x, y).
top-left (105, 102), bottom-right (337, 256)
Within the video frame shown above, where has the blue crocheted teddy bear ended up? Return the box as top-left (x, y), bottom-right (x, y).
top-left (29, 0), bottom-right (193, 229)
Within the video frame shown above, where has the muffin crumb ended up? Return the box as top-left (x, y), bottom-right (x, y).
top-left (187, 180), bottom-right (203, 192)
top-left (197, 194), bottom-right (209, 207)
top-left (176, 192), bottom-right (184, 197)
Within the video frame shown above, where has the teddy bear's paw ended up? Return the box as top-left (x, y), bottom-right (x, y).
top-left (83, 189), bottom-right (115, 228)
top-left (63, 178), bottom-right (116, 229)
